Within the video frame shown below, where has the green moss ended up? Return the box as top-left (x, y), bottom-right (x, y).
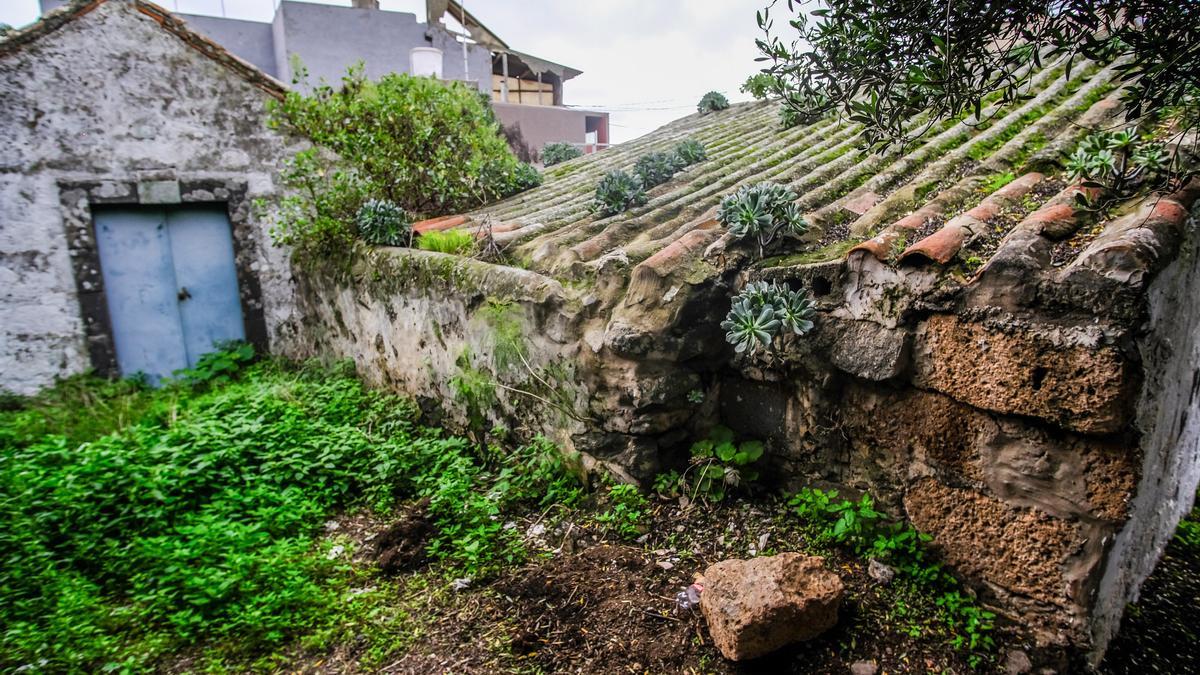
top-left (762, 238), bottom-right (864, 267)
top-left (479, 299), bottom-right (527, 372)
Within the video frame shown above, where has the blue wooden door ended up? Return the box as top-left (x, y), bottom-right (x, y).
top-left (94, 206), bottom-right (245, 383)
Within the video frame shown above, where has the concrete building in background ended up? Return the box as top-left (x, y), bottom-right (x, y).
top-left (38, 0), bottom-right (610, 161)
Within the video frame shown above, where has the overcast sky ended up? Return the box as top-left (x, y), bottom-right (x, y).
top-left (1, 0), bottom-right (772, 143)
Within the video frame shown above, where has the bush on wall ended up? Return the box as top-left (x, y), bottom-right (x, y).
top-left (268, 63), bottom-right (534, 258)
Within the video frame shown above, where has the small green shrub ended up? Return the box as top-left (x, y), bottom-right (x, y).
top-left (417, 229), bottom-right (476, 255)
top-left (593, 169), bottom-right (648, 216)
top-left (717, 181), bottom-right (809, 257)
top-left (741, 73), bottom-right (779, 100)
top-left (634, 151), bottom-right (685, 189)
top-left (594, 484), bottom-right (648, 539)
top-left (698, 90), bottom-right (730, 114)
top-left (487, 161), bottom-right (542, 198)
top-left (541, 142), bottom-right (584, 166)
top-left (721, 280), bottom-right (816, 353)
top-left (656, 426), bottom-right (765, 503)
top-left (673, 138), bottom-right (708, 165)
top-left (174, 341), bottom-right (256, 388)
top-left (510, 162), bottom-right (543, 192)
top-left (268, 64), bottom-right (526, 260)
top-left (355, 198), bottom-right (411, 246)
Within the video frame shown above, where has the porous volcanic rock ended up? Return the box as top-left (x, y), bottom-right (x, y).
top-left (912, 314), bottom-right (1135, 434)
top-left (699, 553), bottom-right (843, 661)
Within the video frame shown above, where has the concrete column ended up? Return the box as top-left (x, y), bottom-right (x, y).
top-left (501, 52), bottom-right (509, 102)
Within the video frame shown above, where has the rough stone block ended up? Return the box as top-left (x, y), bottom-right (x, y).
top-left (700, 553), bottom-right (843, 660)
top-left (818, 317), bottom-right (910, 381)
top-left (904, 478), bottom-right (1083, 640)
top-left (913, 314), bottom-right (1135, 434)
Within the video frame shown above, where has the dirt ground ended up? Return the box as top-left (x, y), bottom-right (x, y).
top-left (269, 487), bottom-right (1200, 675)
top-left (296, 496), bottom-right (1042, 674)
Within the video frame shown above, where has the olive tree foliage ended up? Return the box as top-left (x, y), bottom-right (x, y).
top-left (756, 0), bottom-right (1200, 160)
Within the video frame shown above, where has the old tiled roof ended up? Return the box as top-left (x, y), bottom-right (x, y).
top-left (0, 0), bottom-right (287, 99)
top-left (427, 59), bottom-right (1197, 324)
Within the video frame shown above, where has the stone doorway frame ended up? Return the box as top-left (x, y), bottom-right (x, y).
top-left (58, 176), bottom-right (269, 378)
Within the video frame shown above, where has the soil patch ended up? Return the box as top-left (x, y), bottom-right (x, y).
top-left (375, 498), bottom-right (434, 574)
top-left (492, 544), bottom-right (705, 673)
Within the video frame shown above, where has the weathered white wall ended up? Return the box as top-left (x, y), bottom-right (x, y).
top-left (0, 0), bottom-right (301, 394)
top-left (1090, 211), bottom-right (1200, 663)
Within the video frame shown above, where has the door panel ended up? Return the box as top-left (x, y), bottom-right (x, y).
top-left (93, 205), bottom-right (246, 383)
top-left (165, 206), bottom-right (246, 366)
top-left (94, 208), bottom-right (188, 383)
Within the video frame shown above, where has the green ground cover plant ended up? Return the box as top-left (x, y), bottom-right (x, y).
top-left (0, 353), bottom-right (580, 672)
top-left (789, 488), bottom-right (996, 661)
top-left (594, 483), bottom-right (649, 539)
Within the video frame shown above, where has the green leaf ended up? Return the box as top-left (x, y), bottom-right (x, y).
top-left (738, 440), bottom-right (764, 463)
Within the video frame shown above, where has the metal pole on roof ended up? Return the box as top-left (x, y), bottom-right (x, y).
top-left (460, 0), bottom-right (470, 81)
top-left (501, 52), bottom-right (509, 102)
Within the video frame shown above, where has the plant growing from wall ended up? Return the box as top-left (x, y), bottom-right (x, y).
top-left (634, 151), bottom-right (685, 189)
top-left (355, 198), bottom-right (412, 246)
top-left (697, 90), bottom-right (730, 114)
top-left (1065, 128), bottom-right (1169, 203)
top-left (417, 230), bottom-right (476, 255)
top-left (673, 138), bottom-right (708, 165)
top-left (541, 142), bottom-right (584, 166)
top-left (720, 280), bottom-right (816, 353)
top-left (717, 182), bottom-right (809, 257)
top-left (593, 169), bottom-right (648, 216)
top-left (268, 148), bottom-right (370, 262)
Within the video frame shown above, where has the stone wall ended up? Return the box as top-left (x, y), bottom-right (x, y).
top-left (290, 200), bottom-right (1200, 662)
top-left (0, 0), bottom-right (301, 394)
